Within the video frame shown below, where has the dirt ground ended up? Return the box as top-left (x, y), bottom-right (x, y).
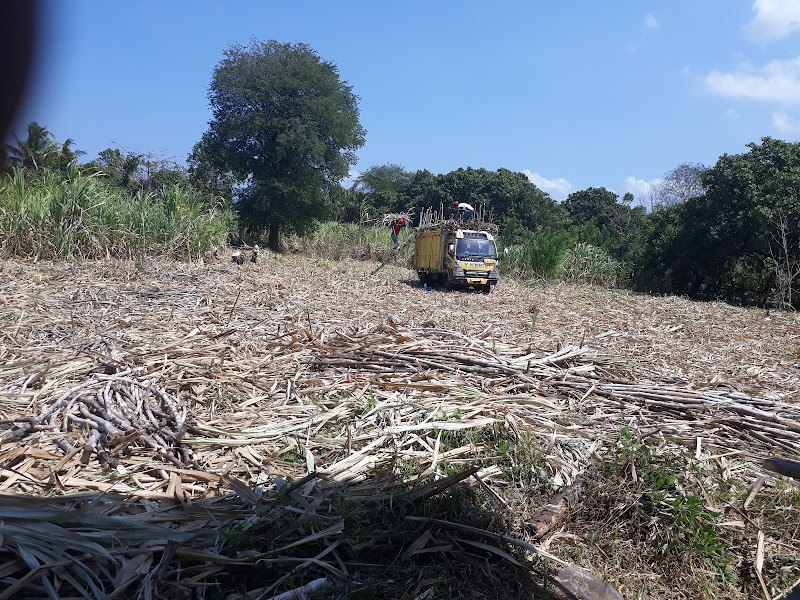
top-left (3, 254), bottom-right (797, 401)
top-left (163, 254), bottom-right (800, 397)
top-left (0, 254), bottom-right (798, 599)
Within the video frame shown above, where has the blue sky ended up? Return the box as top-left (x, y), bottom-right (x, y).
top-left (15, 0), bottom-right (800, 203)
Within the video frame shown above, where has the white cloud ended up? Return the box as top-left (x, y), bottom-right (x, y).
top-left (773, 111), bottom-right (800, 134)
top-left (725, 107), bottom-right (740, 119)
top-left (644, 14), bottom-right (659, 30)
top-left (745, 0), bottom-right (800, 42)
top-left (706, 56), bottom-right (800, 103)
top-left (522, 170), bottom-right (575, 201)
top-left (624, 176), bottom-right (661, 206)
top-left (342, 168), bottom-right (360, 188)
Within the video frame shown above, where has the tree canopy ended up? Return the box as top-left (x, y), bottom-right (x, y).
top-left (649, 162), bottom-right (707, 210)
top-left (4, 122), bottom-right (88, 176)
top-left (195, 40), bottom-right (365, 249)
top-left (635, 137), bottom-right (800, 307)
top-left (363, 166), bottom-right (565, 231)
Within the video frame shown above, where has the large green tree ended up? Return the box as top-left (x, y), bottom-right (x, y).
top-left (562, 187), bottom-right (649, 267)
top-left (195, 40), bottom-right (365, 250)
top-left (702, 137), bottom-right (800, 307)
top-left (563, 187), bottom-right (626, 251)
top-left (352, 163), bottom-right (412, 218)
top-left (395, 167), bottom-right (565, 231)
top-left (636, 138), bottom-right (800, 307)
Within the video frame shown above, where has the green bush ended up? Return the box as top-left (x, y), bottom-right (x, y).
top-left (499, 227), bottom-right (570, 281)
top-left (561, 242), bottom-right (628, 287)
top-left (590, 427), bottom-right (732, 573)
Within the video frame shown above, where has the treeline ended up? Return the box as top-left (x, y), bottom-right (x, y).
top-left (640, 138), bottom-right (799, 309)
top-left (324, 139), bottom-right (799, 309)
top-left (2, 122), bottom-right (798, 309)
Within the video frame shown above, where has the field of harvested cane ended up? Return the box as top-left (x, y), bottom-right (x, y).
top-left (0, 254), bottom-right (798, 600)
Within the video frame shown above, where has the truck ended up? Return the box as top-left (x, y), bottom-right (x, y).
top-left (413, 226), bottom-right (500, 293)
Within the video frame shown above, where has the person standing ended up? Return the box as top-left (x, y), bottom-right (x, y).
top-left (453, 201), bottom-right (475, 221)
top-left (390, 217), bottom-right (405, 250)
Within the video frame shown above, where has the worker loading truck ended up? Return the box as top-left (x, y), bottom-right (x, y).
top-left (413, 224), bottom-right (500, 293)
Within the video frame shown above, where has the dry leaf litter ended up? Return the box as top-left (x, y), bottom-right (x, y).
top-left (0, 255), bottom-right (798, 599)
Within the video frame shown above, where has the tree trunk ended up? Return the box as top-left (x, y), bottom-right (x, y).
top-left (268, 222), bottom-right (281, 252)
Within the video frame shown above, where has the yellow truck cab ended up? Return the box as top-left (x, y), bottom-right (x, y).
top-left (413, 227), bottom-right (499, 293)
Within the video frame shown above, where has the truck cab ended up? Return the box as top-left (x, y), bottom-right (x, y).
top-left (414, 227), bottom-right (499, 293)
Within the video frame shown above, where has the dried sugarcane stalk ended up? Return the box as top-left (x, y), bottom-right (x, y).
top-left (78, 404), bottom-right (121, 434)
top-left (9, 372), bottom-right (195, 469)
top-left (80, 429), bottom-right (102, 465)
top-left (527, 478), bottom-right (584, 540)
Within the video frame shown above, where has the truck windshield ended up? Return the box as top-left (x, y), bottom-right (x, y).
top-left (456, 238), bottom-right (498, 260)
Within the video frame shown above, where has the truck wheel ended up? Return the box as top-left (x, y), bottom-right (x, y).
top-left (444, 278), bottom-right (453, 291)
top-left (482, 284), bottom-right (492, 294)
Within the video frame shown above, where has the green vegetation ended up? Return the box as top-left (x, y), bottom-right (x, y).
top-left (636, 138), bottom-right (800, 308)
top-left (0, 167), bottom-right (233, 260)
top-left (498, 226), bottom-right (570, 280)
top-left (561, 242), bottom-right (627, 287)
top-left (567, 427), bottom-right (750, 598)
top-left (286, 221), bottom-right (414, 264)
top-left (192, 39), bottom-right (365, 251)
top-left (4, 38), bottom-right (799, 309)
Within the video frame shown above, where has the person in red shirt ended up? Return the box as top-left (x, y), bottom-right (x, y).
top-left (390, 218), bottom-right (405, 250)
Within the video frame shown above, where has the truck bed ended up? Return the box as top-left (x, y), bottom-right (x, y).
top-left (413, 229), bottom-right (445, 271)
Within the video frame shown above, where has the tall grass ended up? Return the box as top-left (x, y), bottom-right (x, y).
top-left (561, 242), bottom-right (628, 287)
top-left (288, 222), bottom-right (414, 265)
top-left (499, 228), bottom-right (570, 281)
top-left (0, 168), bottom-right (234, 260)
top-left (498, 231), bottom-right (629, 287)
